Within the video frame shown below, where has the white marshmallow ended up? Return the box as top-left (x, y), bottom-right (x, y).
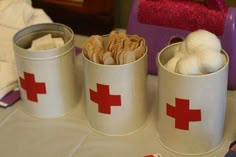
top-left (53, 37), bottom-right (64, 48)
top-left (30, 34), bottom-right (64, 51)
top-left (184, 29), bottom-right (221, 54)
top-left (30, 34), bottom-right (54, 50)
top-left (175, 55), bottom-right (202, 75)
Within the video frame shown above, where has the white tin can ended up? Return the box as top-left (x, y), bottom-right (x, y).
top-left (13, 23), bottom-right (79, 118)
top-left (83, 36), bottom-right (148, 136)
top-left (156, 43), bottom-right (229, 155)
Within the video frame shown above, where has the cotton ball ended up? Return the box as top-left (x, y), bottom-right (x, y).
top-left (175, 55), bottom-right (202, 75)
top-left (174, 50), bottom-right (185, 58)
top-left (222, 53), bottom-right (227, 65)
top-left (165, 51), bottom-right (184, 73)
top-left (197, 48), bottom-right (224, 74)
top-left (177, 41), bottom-right (189, 54)
top-left (165, 57), bottom-right (180, 73)
top-left (184, 29), bottom-right (221, 53)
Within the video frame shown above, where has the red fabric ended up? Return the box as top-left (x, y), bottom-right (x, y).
top-left (138, 0), bottom-right (228, 36)
top-left (206, 0), bottom-right (225, 11)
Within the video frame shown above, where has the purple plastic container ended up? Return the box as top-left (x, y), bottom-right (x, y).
top-left (127, 0), bottom-right (236, 89)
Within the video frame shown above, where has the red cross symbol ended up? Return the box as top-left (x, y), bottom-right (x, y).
top-left (19, 72), bottom-right (46, 102)
top-left (89, 83), bottom-right (121, 114)
top-left (166, 98), bottom-right (201, 130)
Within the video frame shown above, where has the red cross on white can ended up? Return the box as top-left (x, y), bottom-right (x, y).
top-left (156, 43), bottom-right (229, 155)
top-left (83, 35), bottom-right (148, 136)
top-left (13, 23), bottom-right (79, 118)
top-left (19, 72), bottom-right (47, 102)
top-left (89, 83), bottom-right (122, 114)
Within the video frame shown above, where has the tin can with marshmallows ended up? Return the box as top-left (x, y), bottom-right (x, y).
top-left (13, 23), bottom-right (79, 118)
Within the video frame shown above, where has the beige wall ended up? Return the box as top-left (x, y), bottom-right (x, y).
top-left (114, 0), bottom-right (236, 29)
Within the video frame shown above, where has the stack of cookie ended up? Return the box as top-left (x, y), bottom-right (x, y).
top-left (83, 31), bottom-right (146, 65)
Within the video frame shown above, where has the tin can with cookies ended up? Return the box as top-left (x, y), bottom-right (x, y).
top-left (83, 31), bottom-right (148, 136)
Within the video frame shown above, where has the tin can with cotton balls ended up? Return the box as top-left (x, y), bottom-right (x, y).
top-left (156, 30), bottom-right (229, 155)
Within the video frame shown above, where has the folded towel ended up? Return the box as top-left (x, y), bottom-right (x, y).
top-left (0, 0), bottom-right (52, 64)
top-left (0, 61), bottom-right (18, 99)
top-left (0, 0), bottom-right (35, 29)
top-left (0, 61), bottom-right (19, 108)
top-left (0, 0), bottom-right (52, 107)
top-left (138, 0), bottom-right (228, 36)
top-left (0, 0), bottom-right (32, 11)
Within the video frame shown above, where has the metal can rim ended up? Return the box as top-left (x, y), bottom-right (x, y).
top-left (13, 23), bottom-right (74, 60)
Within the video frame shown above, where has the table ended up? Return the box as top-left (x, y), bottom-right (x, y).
top-left (0, 54), bottom-right (235, 157)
